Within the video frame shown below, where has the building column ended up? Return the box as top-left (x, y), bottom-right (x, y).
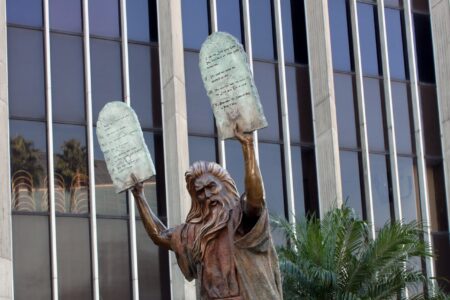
top-left (304, 0), bottom-right (343, 217)
top-left (157, 0), bottom-right (196, 299)
top-left (430, 0), bottom-right (450, 231)
top-left (0, 2), bottom-right (13, 300)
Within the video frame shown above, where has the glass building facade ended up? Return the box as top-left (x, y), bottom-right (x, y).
top-left (0, 0), bottom-right (449, 299)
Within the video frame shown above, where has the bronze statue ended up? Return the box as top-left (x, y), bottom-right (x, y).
top-left (131, 128), bottom-right (283, 300)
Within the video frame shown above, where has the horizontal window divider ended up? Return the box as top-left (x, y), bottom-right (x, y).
top-left (55, 213), bottom-right (90, 218)
top-left (339, 147), bottom-right (363, 153)
top-left (12, 211), bottom-right (50, 216)
top-left (89, 34), bottom-right (122, 42)
top-left (7, 23), bottom-right (44, 31)
top-left (334, 69), bottom-right (357, 76)
top-left (127, 40), bottom-right (159, 47)
top-left (49, 29), bottom-right (83, 37)
top-left (96, 214), bottom-right (130, 220)
top-left (285, 62), bottom-right (309, 68)
top-left (9, 116), bottom-right (47, 123)
top-left (397, 153), bottom-right (417, 158)
top-left (290, 142), bottom-right (315, 148)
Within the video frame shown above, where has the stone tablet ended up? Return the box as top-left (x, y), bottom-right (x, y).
top-left (199, 32), bottom-right (268, 139)
top-left (96, 101), bottom-right (156, 193)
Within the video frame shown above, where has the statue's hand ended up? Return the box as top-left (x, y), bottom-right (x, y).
top-left (131, 174), bottom-right (144, 198)
top-left (234, 124), bottom-right (253, 145)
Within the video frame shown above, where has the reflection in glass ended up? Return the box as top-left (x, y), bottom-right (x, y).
top-left (291, 146), bottom-right (305, 217)
top-left (8, 28), bottom-right (46, 119)
top-left (12, 215), bottom-right (52, 299)
top-left (56, 218), bottom-right (92, 299)
top-left (370, 154), bottom-right (391, 228)
top-left (340, 151), bottom-right (363, 218)
top-left (397, 157), bottom-right (418, 223)
top-left (7, 0), bottom-right (42, 26)
top-left (364, 78), bottom-right (386, 152)
top-left (89, 0), bottom-right (120, 37)
top-left (224, 139), bottom-right (245, 195)
top-left (282, 0), bottom-right (308, 64)
top-left (51, 33), bottom-right (85, 123)
top-left (329, 0), bottom-right (352, 71)
top-left (182, 0), bottom-right (209, 49)
top-left (392, 82), bottom-right (413, 154)
top-left (253, 62), bottom-right (280, 141)
top-left (188, 136), bottom-right (216, 165)
top-left (126, 0), bottom-right (150, 42)
top-left (426, 160), bottom-right (448, 232)
top-left (10, 120), bottom-right (48, 212)
top-left (334, 74), bottom-right (358, 148)
top-left (53, 124), bottom-right (88, 214)
top-left (91, 39), bottom-right (123, 122)
top-left (185, 52), bottom-right (215, 135)
top-left (358, 3), bottom-right (380, 76)
top-left (385, 8), bottom-right (407, 79)
top-left (250, 0), bottom-right (275, 60)
top-left (217, 0), bottom-right (242, 43)
top-left (50, 0), bottom-right (82, 32)
top-left (413, 14), bottom-right (435, 83)
top-left (420, 86), bottom-right (441, 157)
top-left (97, 219), bottom-right (132, 300)
top-left (137, 220), bottom-right (162, 300)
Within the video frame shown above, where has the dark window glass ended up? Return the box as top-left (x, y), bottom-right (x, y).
top-left (420, 85), bottom-right (441, 157)
top-left (334, 74), bottom-right (358, 148)
top-left (329, 0), bottom-right (352, 71)
top-left (137, 221), bottom-right (162, 300)
top-left (432, 233), bottom-right (450, 293)
top-left (302, 148), bottom-right (319, 216)
top-left (7, 0), bottom-right (42, 26)
top-left (91, 39), bottom-right (123, 122)
top-left (412, 0), bottom-right (429, 12)
top-left (141, 132), bottom-right (159, 212)
top-left (259, 143), bottom-right (285, 216)
top-left (224, 139), bottom-right (245, 195)
top-left (185, 52), bottom-right (215, 135)
top-left (397, 157), bottom-right (418, 223)
top-left (392, 82), bottom-right (413, 154)
top-left (385, 9), bottom-right (407, 79)
top-left (129, 44), bottom-right (153, 129)
top-left (286, 66), bottom-right (313, 144)
top-left (56, 218), bottom-right (92, 299)
top-left (94, 130), bottom-right (127, 216)
top-left (358, 3), bottom-right (381, 76)
top-left (364, 78), bottom-right (386, 152)
top-left (427, 160), bottom-right (448, 231)
top-left (182, 0), bottom-right (209, 49)
top-left (217, 0), bottom-right (242, 43)
top-left (291, 146), bottom-right (305, 216)
top-left (253, 62), bottom-right (280, 141)
top-left (12, 215), bottom-right (51, 299)
top-left (413, 14), bottom-right (435, 83)
top-left (89, 0), bottom-right (120, 37)
top-left (282, 0), bottom-right (308, 64)
top-left (188, 136), bottom-right (216, 165)
top-left (250, 0), bottom-right (275, 60)
top-left (53, 124), bottom-right (89, 214)
top-left (49, 0), bottom-right (82, 32)
top-left (127, 0), bottom-right (150, 42)
top-left (8, 28), bottom-right (46, 119)
top-left (51, 33), bottom-right (85, 123)
top-left (340, 151), bottom-right (363, 218)
top-left (370, 154), bottom-right (391, 228)
top-left (97, 219), bottom-right (132, 300)
top-left (10, 120), bottom-right (48, 212)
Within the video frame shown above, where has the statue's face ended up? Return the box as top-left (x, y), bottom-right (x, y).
top-left (194, 174), bottom-right (223, 205)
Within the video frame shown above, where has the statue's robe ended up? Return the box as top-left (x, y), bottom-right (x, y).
top-left (169, 198), bottom-right (283, 300)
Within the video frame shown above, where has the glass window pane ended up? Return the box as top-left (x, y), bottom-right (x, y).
top-left (185, 52), bottom-right (215, 135)
top-left (129, 44), bottom-right (153, 128)
top-left (253, 62), bottom-right (280, 141)
top-left (358, 3), bottom-right (381, 76)
top-left (340, 151), bottom-right (363, 218)
top-left (89, 0), bottom-right (120, 37)
top-left (392, 82), bottom-right (413, 154)
top-left (10, 120), bottom-right (48, 212)
top-left (56, 218), bottom-right (92, 299)
top-left (412, 0), bottom-right (429, 12)
top-left (413, 14), bottom-right (435, 83)
top-left (364, 78), bottom-right (386, 152)
top-left (97, 219), bottom-right (132, 300)
top-left (7, 0), bottom-right (42, 26)
top-left (259, 143), bottom-right (284, 216)
top-left (51, 33), bottom-right (85, 123)
top-left (426, 160), bottom-right (448, 232)
top-left (53, 124), bottom-right (89, 214)
top-left (91, 39), bottom-right (123, 122)
top-left (282, 0), bottom-right (308, 64)
top-left (397, 157), bottom-right (418, 223)
top-left (224, 139), bottom-right (245, 195)
top-left (13, 215), bottom-right (51, 299)
top-left (329, 0), bottom-right (352, 71)
top-left (385, 9), bottom-right (407, 79)
top-left (250, 0), bottom-right (275, 60)
top-left (302, 148), bottom-right (319, 216)
top-left (127, 0), bottom-right (150, 42)
top-left (188, 136), bottom-right (216, 165)
top-left (370, 154), bottom-right (391, 228)
top-left (94, 130), bottom-right (127, 216)
top-left (182, 0), bottom-right (209, 49)
top-left (137, 220), bottom-right (162, 300)
top-left (385, 0), bottom-right (402, 7)
top-left (8, 28), bottom-right (46, 119)
top-left (49, 0), bottom-right (82, 32)
top-left (217, 0), bottom-right (242, 43)
top-left (335, 74), bottom-right (358, 148)
top-left (432, 233), bottom-right (450, 293)
top-left (420, 85), bottom-right (441, 157)
top-left (291, 146), bottom-right (305, 217)
top-left (142, 132), bottom-right (159, 212)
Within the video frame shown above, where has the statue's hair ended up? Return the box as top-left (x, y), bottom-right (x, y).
top-left (184, 161), bottom-right (240, 261)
